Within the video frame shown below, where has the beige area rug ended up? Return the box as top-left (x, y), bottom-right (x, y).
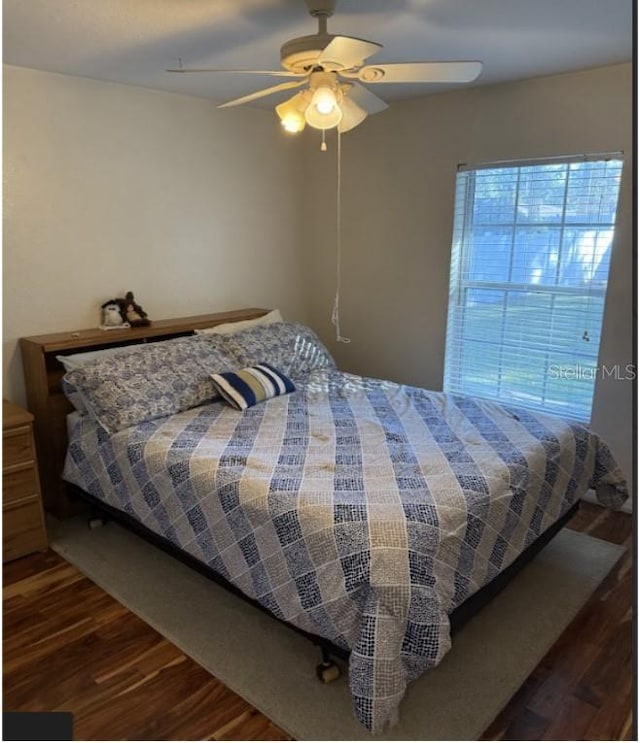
top-left (49, 517), bottom-right (623, 741)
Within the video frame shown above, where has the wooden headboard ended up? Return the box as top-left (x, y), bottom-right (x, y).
top-left (19, 307), bottom-right (269, 518)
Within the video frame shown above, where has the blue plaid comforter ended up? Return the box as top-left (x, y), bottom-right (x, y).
top-left (63, 369), bottom-right (627, 732)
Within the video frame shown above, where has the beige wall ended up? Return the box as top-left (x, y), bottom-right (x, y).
top-left (3, 64), bottom-right (307, 405)
top-left (302, 63), bottom-right (633, 491)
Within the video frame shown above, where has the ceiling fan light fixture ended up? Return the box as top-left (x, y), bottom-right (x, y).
top-left (305, 102), bottom-right (342, 130)
top-left (311, 86), bottom-right (338, 114)
top-left (337, 96), bottom-right (367, 133)
top-left (280, 113), bottom-right (306, 133)
top-left (305, 86), bottom-right (342, 129)
top-left (276, 92), bottom-right (307, 133)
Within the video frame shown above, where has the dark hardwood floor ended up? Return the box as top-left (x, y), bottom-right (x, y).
top-left (3, 503), bottom-right (633, 740)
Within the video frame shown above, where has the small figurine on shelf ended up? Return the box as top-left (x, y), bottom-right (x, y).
top-left (101, 299), bottom-right (129, 330)
top-left (123, 291), bottom-right (151, 327)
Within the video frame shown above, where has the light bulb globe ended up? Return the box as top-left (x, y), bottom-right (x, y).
top-left (275, 93), bottom-right (307, 134)
top-left (280, 114), bottom-right (305, 133)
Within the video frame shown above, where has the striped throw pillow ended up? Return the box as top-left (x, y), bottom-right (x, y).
top-left (211, 363), bottom-right (295, 410)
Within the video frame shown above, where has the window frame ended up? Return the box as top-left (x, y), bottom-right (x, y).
top-left (443, 153), bottom-right (624, 422)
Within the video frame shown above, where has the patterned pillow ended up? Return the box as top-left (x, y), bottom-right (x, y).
top-left (211, 364), bottom-right (295, 410)
top-left (223, 322), bottom-right (336, 381)
top-left (63, 334), bottom-right (241, 433)
top-left (56, 342), bottom-right (144, 372)
top-left (61, 377), bottom-right (91, 416)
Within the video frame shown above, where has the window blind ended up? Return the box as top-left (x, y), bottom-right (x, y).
top-left (443, 155), bottom-right (624, 421)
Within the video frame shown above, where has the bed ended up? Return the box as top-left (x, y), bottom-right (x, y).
top-left (20, 311), bottom-right (628, 733)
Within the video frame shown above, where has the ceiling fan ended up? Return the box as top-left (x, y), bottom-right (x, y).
top-left (167, 0), bottom-right (483, 135)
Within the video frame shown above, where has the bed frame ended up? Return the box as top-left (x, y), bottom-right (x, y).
top-left (19, 308), bottom-right (579, 671)
top-left (70, 484), bottom-right (578, 666)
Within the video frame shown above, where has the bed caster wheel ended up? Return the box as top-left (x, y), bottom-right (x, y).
top-left (88, 517), bottom-right (106, 529)
top-left (316, 661), bottom-right (341, 683)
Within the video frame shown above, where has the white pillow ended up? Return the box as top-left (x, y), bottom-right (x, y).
top-left (56, 343), bottom-right (143, 372)
top-left (194, 309), bottom-right (284, 335)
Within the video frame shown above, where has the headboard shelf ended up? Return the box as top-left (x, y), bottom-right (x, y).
top-left (21, 308), bottom-right (268, 353)
top-left (19, 307), bottom-right (269, 517)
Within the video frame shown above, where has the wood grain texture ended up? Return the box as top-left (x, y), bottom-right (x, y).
top-left (20, 308), bottom-right (270, 353)
top-left (3, 504), bottom-right (632, 741)
top-left (3, 400), bottom-right (48, 561)
top-left (480, 503), bottom-right (633, 742)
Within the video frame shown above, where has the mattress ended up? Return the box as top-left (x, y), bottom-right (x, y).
top-left (63, 368), bottom-right (627, 732)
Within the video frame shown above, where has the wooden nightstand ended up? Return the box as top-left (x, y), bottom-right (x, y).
top-left (3, 399), bottom-right (47, 561)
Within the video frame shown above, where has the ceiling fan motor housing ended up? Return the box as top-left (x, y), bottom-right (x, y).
top-left (281, 0), bottom-right (340, 73)
top-left (280, 34), bottom-right (341, 73)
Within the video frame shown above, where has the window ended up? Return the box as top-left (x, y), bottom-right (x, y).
top-left (444, 154), bottom-right (624, 421)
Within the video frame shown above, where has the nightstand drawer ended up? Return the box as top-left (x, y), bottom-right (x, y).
top-left (3, 463), bottom-right (39, 505)
top-left (3, 496), bottom-right (47, 561)
top-left (3, 426), bottom-right (34, 467)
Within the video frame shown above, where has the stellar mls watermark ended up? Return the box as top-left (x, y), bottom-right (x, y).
top-left (548, 364), bottom-right (636, 381)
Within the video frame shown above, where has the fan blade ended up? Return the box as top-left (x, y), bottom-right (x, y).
top-left (217, 80), bottom-right (305, 108)
top-left (357, 61), bottom-right (483, 84)
top-left (347, 82), bottom-right (388, 115)
top-left (317, 36), bottom-right (382, 70)
top-left (166, 68), bottom-right (304, 77)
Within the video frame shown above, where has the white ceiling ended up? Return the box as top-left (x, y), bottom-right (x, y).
top-left (3, 0), bottom-right (633, 108)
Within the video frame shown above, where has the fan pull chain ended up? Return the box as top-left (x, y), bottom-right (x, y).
top-left (332, 128), bottom-right (350, 343)
top-left (321, 129), bottom-right (327, 151)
